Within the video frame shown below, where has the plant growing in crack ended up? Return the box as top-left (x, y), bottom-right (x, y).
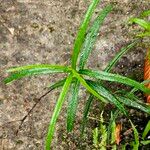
top-left (4, 0), bottom-right (150, 149)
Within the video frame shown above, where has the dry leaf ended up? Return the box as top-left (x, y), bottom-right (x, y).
top-left (115, 123), bottom-right (122, 145)
top-left (144, 49), bottom-right (150, 103)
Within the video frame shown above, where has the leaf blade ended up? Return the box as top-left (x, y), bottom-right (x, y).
top-left (45, 73), bottom-right (73, 150)
top-left (81, 94), bottom-right (94, 135)
top-left (4, 65), bottom-right (69, 84)
top-left (71, 0), bottom-right (100, 69)
top-left (86, 80), bottom-right (127, 115)
top-left (129, 18), bottom-right (150, 31)
top-left (104, 40), bottom-right (138, 72)
top-left (67, 79), bottom-right (80, 132)
top-left (79, 69), bottom-right (150, 94)
top-left (79, 4), bottom-right (112, 69)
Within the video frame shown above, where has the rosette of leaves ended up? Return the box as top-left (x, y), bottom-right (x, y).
top-left (4, 1), bottom-right (150, 149)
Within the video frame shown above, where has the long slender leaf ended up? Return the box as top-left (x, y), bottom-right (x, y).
top-left (46, 74), bottom-right (73, 150)
top-left (79, 69), bottom-right (150, 94)
top-left (137, 31), bottom-right (150, 37)
top-left (142, 120), bottom-right (150, 139)
top-left (67, 79), bottom-right (80, 132)
top-left (104, 40), bottom-right (138, 72)
top-left (141, 10), bottom-right (150, 17)
top-left (129, 120), bottom-right (139, 150)
top-left (79, 4), bottom-right (112, 70)
top-left (6, 64), bottom-right (69, 72)
top-left (116, 96), bottom-right (150, 114)
top-left (86, 80), bottom-right (127, 115)
top-left (129, 18), bottom-right (150, 31)
top-left (47, 78), bottom-right (67, 89)
top-left (71, 0), bottom-right (100, 69)
top-left (141, 140), bottom-right (150, 145)
top-left (107, 110), bottom-right (120, 144)
top-left (4, 65), bottom-right (70, 84)
top-left (81, 94), bottom-right (94, 135)
top-left (128, 79), bottom-right (150, 95)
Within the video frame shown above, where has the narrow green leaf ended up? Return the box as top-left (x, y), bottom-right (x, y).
top-left (104, 40), bottom-right (138, 72)
top-left (129, 120), bottom-right (139, 150)
top-left (6, 64), bottom-right (69, 72)
top-left (79, 69), bottom-right (150, 94)
top-left (129, 79), bottom-right (150, 95)
top-left (140, 10), bottom-right (150, 17)
top-left (47, 78), bottom-right (67, 89)
top-left (67, 79), bottom-right (80, 132)
top-left (79, 4), bottom-right (112, 69)
top-left (110, 116), bottom-right (117, 150)
top-left (137, 31), bottom-right (150, 37)
top-left (107, 110), bottom-right (120, 144)
top-left (71, 0), bottom-right (100, 69)
top-left (142, 120), bottom-right (150, 139)
top-left (72, 70), bottom-right (107, 103)
top-left (45, 74), bottom-right (73, 150)
top-left (81, 94), bottom-right (94, 135)
top-left (116, 96), bottom-right (150, 114)
top-left (141, 140), bottom-right (150, 145)
top-left (4, 65), bottom-right (70, 84)
top-left (86, 80), bottom-right (127, 115)
top-left (129, 18), bottom-right (150, 31)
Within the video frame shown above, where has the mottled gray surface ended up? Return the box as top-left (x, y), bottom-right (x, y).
top-left (0, 0), bottom-right (149, 149)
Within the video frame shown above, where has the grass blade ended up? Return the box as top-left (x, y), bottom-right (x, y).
top-left (81, 94), bottom-right (94, 135)
top-left (67, 79), bottom-right (80, 132)
top-left (107, 110), bottom-right (120, 144)
top-left (71, 0), bottom-right (100, 69)
top-left (4, 65), bottom-right (69, 84)
top-left (45, 73), bottom-right (73, 150)
top-left (116, 96), bottom-right (150, 114)
top-left (104, 40), bottom-right (138, 72)
top-left (86, 80), bottom-right (127, 115)
top-left (140, 10), bottom-right (150, 17)
top-left (129, 120), bottom-right (140, 150)
top-left (128, 79), bottom-right (150, 95)
top-left (141, 140), bottom-right (150, 145)
top-left (129, 18), bottom-right (150, 31)
top-left (6, 64), bottom-right (69, 72)
top-left (79, 69), bottom-right (150, 94)
top-left (142, 120), bottom-right (150, 139)
top-left (47, 78), bottom-right (67, 89)
top-left (79, 4), bottom-right (112, 69)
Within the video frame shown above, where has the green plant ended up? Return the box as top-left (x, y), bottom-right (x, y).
top-left (129, 10), bottom-right (150, 37)
top-left (92, 111), bottom-right (120, 150)
top-left (92, 114), bottom-right (150, 150)
top-left (124, 120), bottom-right (150, 150)
top-left (4, 1), bottom-right (150, 149)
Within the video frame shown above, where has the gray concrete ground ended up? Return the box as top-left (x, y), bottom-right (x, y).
top-left (0, 0), bottom-right (149, 149)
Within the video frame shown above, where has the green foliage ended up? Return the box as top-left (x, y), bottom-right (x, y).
top-left (129, 10), bottom-right (150, 37)
top-left (4, 1), bottom-right (150, 149)
top-left (129, 120), bottom-right (150, 149)
top-left (92, 112), bottom-right (107, 150)
top-left (142, 120), bottom-right (150, 139)
top-left (92, 112), bottom-right (117, 150)
top-left (71, 0), bottom-right (100, 69)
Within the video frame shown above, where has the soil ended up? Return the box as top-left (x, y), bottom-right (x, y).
top-left (0, 0), bottom-right (149, 150)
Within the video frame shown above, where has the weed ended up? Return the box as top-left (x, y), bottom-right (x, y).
top-left (4, 1), bottom-right (150, 149)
